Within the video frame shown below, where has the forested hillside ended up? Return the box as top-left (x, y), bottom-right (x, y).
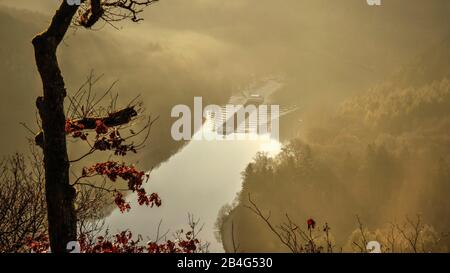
top-left (217, 36), bottom-right (450, 252)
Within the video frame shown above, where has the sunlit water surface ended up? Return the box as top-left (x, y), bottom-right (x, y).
top-left (105, 121), bottom-right (281, 252)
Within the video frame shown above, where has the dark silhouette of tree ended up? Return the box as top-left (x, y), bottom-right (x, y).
top-left (32, 0), bottom-right (159, 252)
top-left (0, 144), bottom-right (109, 253)
top-left (0, 151), bottom-right (46, 252)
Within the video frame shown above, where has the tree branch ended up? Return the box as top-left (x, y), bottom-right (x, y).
top-left (32, 1), bottom-right (83, 49)
top-left (70, 106), bottom-right (138, 130)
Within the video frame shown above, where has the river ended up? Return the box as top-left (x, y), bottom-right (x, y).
top-left (105, 118), bottom-right (281, 252)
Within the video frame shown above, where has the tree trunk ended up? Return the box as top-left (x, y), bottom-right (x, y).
top-left (32, 2), bottom-right (79, 253)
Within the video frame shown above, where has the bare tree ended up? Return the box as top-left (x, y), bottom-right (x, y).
top-left (351, 215), bottom-right (449, 253)
top-left (172, 214), bottom-right (210, 253)
top-left (245, 194), bottom-right (334, 253)
top-left (237, 195), bottom-right (449, 253)
top-left (31, 0), bottom-right (158, 252)
top-left (352, 215), bottom-right (370, 253)
top-left (0, 151), bottom-right (46, 253)
top-left (0, 144), bottom-right (110, 253)
top-left (230, 220), bottom-right (240, 253)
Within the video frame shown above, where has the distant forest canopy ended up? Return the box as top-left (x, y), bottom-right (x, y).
top-left (217, 37), bottom-right (450, 252)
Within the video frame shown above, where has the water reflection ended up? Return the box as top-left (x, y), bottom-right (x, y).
top-left (105, 121), bottom-right (281, 252)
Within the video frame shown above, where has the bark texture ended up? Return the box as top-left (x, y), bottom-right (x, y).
top-left (32, 2), bottom-right (79, 253)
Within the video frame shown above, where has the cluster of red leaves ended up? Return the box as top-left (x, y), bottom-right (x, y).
top-left (114, 192), bottom-right (131, 213)
top-left (147, 238), bottom-right (200, 253)
top-left (25, 234), bottom-right (50, 253)
top-left (82, 231), bottom-right (145, 253)
top-left (65, 119), bottom-right (85, 133)
top-left (68, 117), bottom-right (159, 213)
top-left (68, 118), bottom-right (137, 156)
top-left (307, 218), bottom-right (316, 230)
top-left (66, 120), bottom-right (89, 140)
top-left (82, 161), bottom-right (146, 189)
top-left (95, 120), bottom-right (108, 135)
top-left (27, 231), bottom-right (203, 253)
top-left (82, 161), bottom-right (161, 212)
top-left (83, 230), bottom-right (202, 253)
top-left (93, 128), bottom-right (137, 156)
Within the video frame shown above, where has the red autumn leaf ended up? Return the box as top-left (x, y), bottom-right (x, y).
top-left (307, 218), bottom-right (316, 230)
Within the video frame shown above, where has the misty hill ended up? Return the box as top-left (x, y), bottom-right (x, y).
top-left (0, 6), bottom-right (230, 171)
top-left (2, 0), bottom-right (449, 162)
top-left (217, 33), bottom-right (450, 252)
top-left (390, 35), bottom-right (450, 89)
